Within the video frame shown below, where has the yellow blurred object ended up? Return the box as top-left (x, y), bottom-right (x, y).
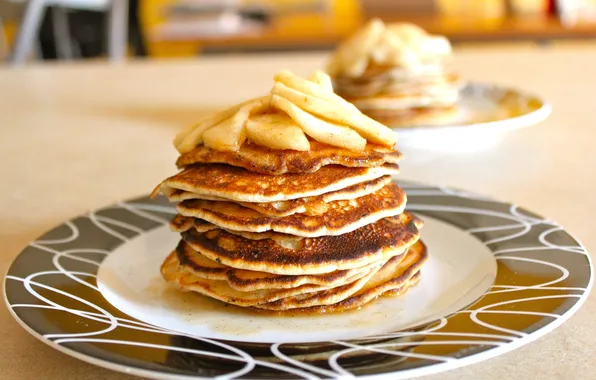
top-left (436, 0), bottom-right (506, 28)
top-left (140, 0), bottom-right (363, 58)
top-left (509, 0), bottom-right (549, 15)
top-left (1, 20), bottom-right (17, 57)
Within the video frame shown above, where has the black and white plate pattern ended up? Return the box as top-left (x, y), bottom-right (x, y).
top-left (4, 182), bottom-right (592, 379)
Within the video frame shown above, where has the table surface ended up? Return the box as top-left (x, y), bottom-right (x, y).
top-left (0, 46), bottom-right (594, 379)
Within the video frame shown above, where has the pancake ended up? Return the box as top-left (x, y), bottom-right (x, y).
top-left (365, 106), bottom-right (460, 127)
top-left (382, 273), bottom-right (421, 297)
top-left (172, 215), bottom-right (215, 233)
top-left (291, 271), bottom-right (422, 314)
top-left (161, 251), bottom-right (384, 307)
top-left (335, 62), bottom-right (450, 82)
top-left (347, 91), bottom-right (459, 111)
top-left (168, 175), bottom-right (392, 217)
top-left (154, 163), bottom-right (401, 203)
top-left (254, 265), bottom-right (384, 310)
top-left (262, 240), bottom-right (427, 313)
top-left (177, 183), bottom-right (407, 237)
top-left (177, 220), bottom-right (302, 249)
top-left (170, 213), bottom-right (195, 232)
top-left (175, 140), bottom-right (402, 175)
top-left (335, 74), bottom-right (461, 98)
top-left (336, 71), bottom-right (458, 86)
top-left (157, 68), bottom-right (426, 313)
top-left (175, 240), bottom-right (386, 291)
top-left (161, 240), bottom-right (426, 311)
top-left (180, 212), bottom-right (421, 275)
top-left (172, 216), bottom-right (306, 246)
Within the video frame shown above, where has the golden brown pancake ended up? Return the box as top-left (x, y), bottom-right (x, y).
top-left (160, 240), bottom-right (426, 311)
top-left (170, 214), bottom-right (195, 232)
top-left (180, 212), bottom-right (421, 275)
top-left (161, 251), bottom-right (384, 307)
top-left (172, 216), bottom-right (305, 245)
top-left (175, 240), bottom-right (387, 291)
top-left (154, 163), bottom-right (400, 203)
top-left (161, 252), bottom-right (394, 307)
top-left (261, 240), bottom-right (427, 313)
top-left (168, 175), bottom-right (392, 217)
top-left (176, 183), bottom-right (407, 237)
top-left (175, 140), bottom-right (402, 175)
top-left (254, 266), bottom-right (384, 310)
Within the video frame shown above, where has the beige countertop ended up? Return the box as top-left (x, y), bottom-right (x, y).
top-left (0, 46), bottom-right (594, 379)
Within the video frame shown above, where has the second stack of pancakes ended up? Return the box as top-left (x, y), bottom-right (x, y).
top-left (328, 19), bottom-right (462, 127)
top-left (155, 71), bottom-right (427, 313)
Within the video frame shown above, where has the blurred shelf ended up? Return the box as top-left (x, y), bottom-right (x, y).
top-left (190, 15), bottom-right (596, 54)
top-left (142, 12), bottom-right (596, 57)
top-left (379, 15), bottom-right (596, 42)
top-left (197, 32), bottom-right (343, 53)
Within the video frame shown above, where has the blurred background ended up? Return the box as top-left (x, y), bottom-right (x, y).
top-left (1, 0), bottom-right (595, 63)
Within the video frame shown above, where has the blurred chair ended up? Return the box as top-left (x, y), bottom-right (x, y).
top-left (4, 0), bottom-right (128, 65)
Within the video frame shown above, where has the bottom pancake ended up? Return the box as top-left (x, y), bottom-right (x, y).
top-left (255, 240), bottom-right (427, 312)
top-left (162, 250), bottom-right (397, 307)
top-left (175, 240), bottom-right (387, 291)
top-left (161, 240), bottom-right (427, 313)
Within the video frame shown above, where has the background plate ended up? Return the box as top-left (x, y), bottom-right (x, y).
top-left (4, 182), bottom-right (591, 380)
top-left (395, 83), bottom-right (551, 152)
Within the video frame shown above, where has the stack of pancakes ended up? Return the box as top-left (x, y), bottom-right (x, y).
top-left (328, 19), bottom-right (462, 127)
top-left (153, 71), bottom-right (427, 313)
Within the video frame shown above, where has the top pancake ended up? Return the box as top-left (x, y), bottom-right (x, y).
top-left (175, 140), bottom-right (402, 175)
top-left (154, 163), bottom-right (400, 203)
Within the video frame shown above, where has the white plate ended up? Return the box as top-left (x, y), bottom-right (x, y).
top-left (4, 182), bottom-right (591, 379)
top-left (395, 83), bottom-right (551, 152)
top-left (97, 215), bottom-right (497, 344)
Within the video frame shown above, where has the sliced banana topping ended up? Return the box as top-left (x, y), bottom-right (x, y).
top-left (326, 19), bottom-right (453, 78)
top-left (174, 70), bottom-right (397, 153)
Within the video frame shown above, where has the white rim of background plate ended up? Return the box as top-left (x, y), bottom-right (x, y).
top-left (398, 83), bottom-right (552, 135)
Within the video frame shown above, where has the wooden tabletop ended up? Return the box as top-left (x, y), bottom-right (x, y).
top-left (0, 45), bottom-right (595, 379)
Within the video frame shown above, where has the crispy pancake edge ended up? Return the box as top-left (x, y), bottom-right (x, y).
top-left (176, 240), bottom-right (386, 291)
top-left (177, 183), bottom-right (407, 237)
top-left (267, 240), bottom-right (428, 313)
top-left (159, 163), bottom-right (400, 203)
top-left (180, 214), bottom-right (421, 274)
top-left (176, 140), bottom-right (402, 175)
top-left (169, 175), bottom-right (393, 217)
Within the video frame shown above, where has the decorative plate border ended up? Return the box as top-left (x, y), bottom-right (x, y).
top-left (4, 182), bottom-right (592, 379)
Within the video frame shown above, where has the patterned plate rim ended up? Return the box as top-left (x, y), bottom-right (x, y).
top-left (4, 181), bottom-right (593, 380)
